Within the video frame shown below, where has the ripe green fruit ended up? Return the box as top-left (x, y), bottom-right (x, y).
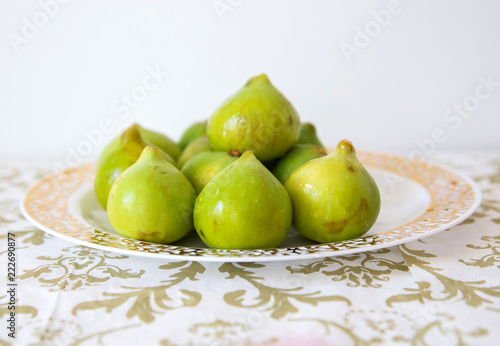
top-left (297, 123), bottom-right (324, 148)
top-left (94, 125), bottom-right (175, 210)
top-left (177, 136), bottom-right (213, 169)
top-left (179, 120), bottom-right (207, 149)
top-left (194, 151), bottom-right (292, 249)
top-left (272, 144), bottom-right (326, 185)
top-left (207, 74), bottom-right (301, 161)
top-left (107, 146), bottom-right (196, 244)
top-left (181, 151), bottom-right (239, 194)
top-left (137, 124), bottom-right (182, 161)
top-left (285, 139), bottom-right (380, 243)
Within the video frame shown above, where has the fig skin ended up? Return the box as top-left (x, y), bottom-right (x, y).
top-left (272, 144), bottom-right (326, 185)
top-left (181, 151), bottom-right (239, 194)
top-left (297, 123), bottom-right (324, 148)
top-left (137, 124), bottom-right (182, 161)
top-left (285, 139), bottom-right (380, 243)
top-left (193, 151), bottom-right (292, 249)
top-left (207, 74), bottom-right (301, 161)
top-left (94, 125), bottom-right (175, 210)
top-left (177, 135), bottom-right (213, 169)
top-left (107, 146), bottom-right (196, 244)
top-left (179, 120), bottom-right (207, 149)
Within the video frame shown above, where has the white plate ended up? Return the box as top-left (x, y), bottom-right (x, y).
top-left (20, 151), bottom-right (481, 262)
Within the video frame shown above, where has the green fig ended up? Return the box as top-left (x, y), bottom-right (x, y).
top-left (272, 144), bottom-right (326, 185)
top-left (297, 123), bottom-right (324, 148)
top-left (94, 125), bottom-right (175, 210)
top-left (179, 120), bottom-right (207, 149)
top-left (107, 146), bottom-right (196, 244)
top-left (207, 74), bottom-right (301, 161)
top-left (177, 135), bottom-right (213, 169)
top-left (181, 151), bottom-right (239, 194)
top-left (137, 124), bottom-right (182, 161)
top-left (285, 139), bottom-right (380, 243)
top-left (194, 151), bottom-right (292, 249)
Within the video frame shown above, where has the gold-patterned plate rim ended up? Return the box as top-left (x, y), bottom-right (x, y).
top-left (20, 151), bottom-right (482, 262)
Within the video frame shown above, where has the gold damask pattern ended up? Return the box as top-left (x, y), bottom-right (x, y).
top-left (160, 320), bottom-right (279, 346)
top-left (21, 151), bottom-right (480, 260)
top-left (286, 248), bottom-right (408, 288)
top-left (0, 296), bottom-right (37, 319)
top-left (292, 313), bottom-right (488, 345)
top-left (0, 230), bottom-right (48, 255)
top-left (18, 246), bottom-right (145, 291)
top-left (72, 261), bottom-right (204, 323)
top-left (220, 262), bottom-right (351, 319)
top-left (388, 244), bottom-right (500, 308)
top-left (461, 235), bottom-right (500, 269)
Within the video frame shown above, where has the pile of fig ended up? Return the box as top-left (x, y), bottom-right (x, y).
top-left (95, 74), bottom-right (380, 249)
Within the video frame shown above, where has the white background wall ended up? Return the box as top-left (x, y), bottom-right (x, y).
top-left (1, 0), bottom-right (499, 165)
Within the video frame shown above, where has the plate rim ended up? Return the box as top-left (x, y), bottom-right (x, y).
top-left (19, 153), bottom-right (482, 262)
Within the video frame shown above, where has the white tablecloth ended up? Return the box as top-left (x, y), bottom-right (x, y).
top-left (1, 150), bottom-right (499, 345)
